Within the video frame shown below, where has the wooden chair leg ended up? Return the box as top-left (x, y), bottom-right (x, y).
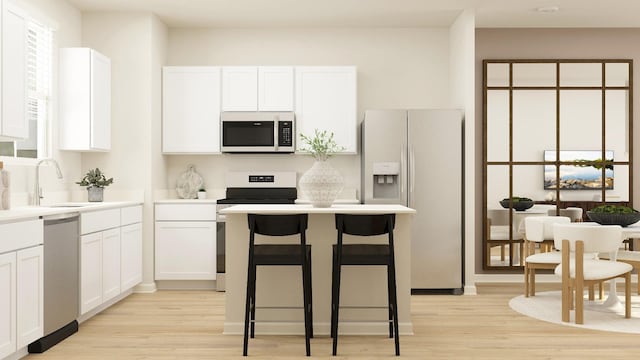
top-left (599, 281), bottom-right (604, 300)
top-left (626, 272), bottom-right (632, 319)
top-left (588, 285), bottom-right (595, 301)
top-left (561, 240), bottom-right (570, 323)
top-left (524, 264), bottom-right (530, 297)
top-left (530, 268), bottom-right (536, 296)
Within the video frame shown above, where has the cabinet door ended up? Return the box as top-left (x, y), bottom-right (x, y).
top-left (90, 50), bottom-right (111, 150)
top-left (80, 232), bottom-right (102, 315)
top-left (258, 66), bottom-right (294, 111)
top-left (222, 66), bottom-right (258, 111)
top-left (0, 252), bottom-right (16, 358)
top-left (162, 66), bottom-right (221, 153)
top-left (295, 66), bottom-right (357, 153)
top-left (16, 246), bottom-right (43, 348)
top-left (155, 221), bottom-right (216, 280)
top-left (120, 222), bottom-right (142, 292)
top-left (1, 1), bottom-right (28, 139)
top-left (101, 228), bottom-right (121, 303)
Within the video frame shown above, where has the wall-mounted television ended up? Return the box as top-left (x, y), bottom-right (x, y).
top-left (544, 150), bottom-right (614, 190)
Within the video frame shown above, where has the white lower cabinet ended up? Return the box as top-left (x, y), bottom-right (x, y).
top-left (80, 232), bottom-right (103, 315)
top-left (0, 218), bottom-right (43, 359)
top-left (155, 203), bottom-right (216, 280)
top-left (120, 222), bottom-right (142, 291)
top-left (80, 205), bottom-right (143, 316)
top-left (16, 245), bottom-right (43, 348)
top-left (101, 228), bottom-right (121, 304)
top-left (0, 252), bottom-right (17, 359)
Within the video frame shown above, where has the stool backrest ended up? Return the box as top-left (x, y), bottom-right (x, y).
top-left (553, 223), bottom-right (623, 254)
top-left (335, 214), bottom-right (395, 236)
top-left (248, 214), bottom-right (308, 236)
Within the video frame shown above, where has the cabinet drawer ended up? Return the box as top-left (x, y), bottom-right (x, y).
top-left (81, 209), bottom-right (120, 235)
top-left (0, 219), bottom-right (43, 254)
top-left (155, 204), bottom-right (216, 221)
top-left (121, 205), bottom-right (143, 226)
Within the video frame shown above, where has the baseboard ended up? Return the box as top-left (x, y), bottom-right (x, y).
top-left (155, 280), bottom-right (217, 290)
top-left (78, 289), bottom-right (133, 324)
top-left (133, 281), bottom-right (157, 293)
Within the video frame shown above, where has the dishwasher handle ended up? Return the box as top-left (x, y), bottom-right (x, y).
top-left (42, 212), bottom-right (80, 224)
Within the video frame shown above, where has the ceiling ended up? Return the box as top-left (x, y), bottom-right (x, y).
top-left (65, 0), bottom-right (640, 28)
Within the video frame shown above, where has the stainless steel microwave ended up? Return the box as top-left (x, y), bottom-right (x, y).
top-left (220, 111), bottom-right (295, 153)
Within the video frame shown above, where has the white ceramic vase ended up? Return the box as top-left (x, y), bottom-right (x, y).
top-left (299, 160), bottom-right (344, 208)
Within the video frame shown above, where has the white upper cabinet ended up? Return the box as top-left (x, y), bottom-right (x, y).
top-left (295, 66), bottom-right (357, 153)
top-left (222, 66), bottom-right (294, 111)
top-left (222, 66), bottom-right (258, 111)
top-left (258, 66), bottom-right (294, 111)
top-left (162, 66), bottom-right (221, 154)
top-left (0, 1), bottom-right (28, 140)
top-left (59, 48), bottom-right (111, 151)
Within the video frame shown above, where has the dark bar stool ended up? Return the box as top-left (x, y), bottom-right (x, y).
top-left (243, 214), bottom-right (313, 356)
top-left (331, 213), bottom-right (399, 356)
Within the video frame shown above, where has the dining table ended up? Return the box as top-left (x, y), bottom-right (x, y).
top-left (600, 223), bottom-right (640, 308)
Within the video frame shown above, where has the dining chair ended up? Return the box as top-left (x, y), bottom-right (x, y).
top-left (554, 223), bottom-right (632, 324)
top-left (487, 209), bottom-right (523, 266)
top-left (523, 216), bottom-right (571, 297)
top-left (548, 207), bottom-right (583, 223)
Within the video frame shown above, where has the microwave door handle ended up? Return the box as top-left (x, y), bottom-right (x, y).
top-left (274, 117), bottom-right (279, 151)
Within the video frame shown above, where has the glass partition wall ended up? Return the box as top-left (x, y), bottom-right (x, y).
top-left (483, 60), bottom-right (633, 270)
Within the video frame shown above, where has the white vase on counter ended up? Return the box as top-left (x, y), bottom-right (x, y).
top-left (299, 160), bottom-right (344, 208)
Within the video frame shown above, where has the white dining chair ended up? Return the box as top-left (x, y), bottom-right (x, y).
top-left (523, 216), bottom-right (571, 297)
top-left (548, 207), bottom-right (583, 222)
top-left (554, 224), bottom-right (632, 324)
top-left (486, 209), bottom-right (523, 266)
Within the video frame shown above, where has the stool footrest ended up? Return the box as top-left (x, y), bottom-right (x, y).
top-left (339, 305), bottom-right (389, 309)
top-left (250, 319), bottom-right (307, 324)
top-left (255, 306), bottom-right (304, 310)
top-left (336, 319), bottom-right (394, 323)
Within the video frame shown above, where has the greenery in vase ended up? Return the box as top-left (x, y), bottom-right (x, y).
top-left (76, 168), bottom-right (114, 188)
top-left (299, 129), bottom-right (345, 161)
top-left (501, 196), bottom-right (532, 202)
top-left (590, 205), bottom-right (638, 213)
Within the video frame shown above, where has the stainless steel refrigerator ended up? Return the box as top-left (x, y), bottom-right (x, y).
top-left (361, 109), bottom-right (463, 292)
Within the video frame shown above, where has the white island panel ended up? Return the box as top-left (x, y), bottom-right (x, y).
top-left (221, 204), bottom-right (415, 336)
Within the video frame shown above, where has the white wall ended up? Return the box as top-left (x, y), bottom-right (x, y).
top-left (165, 27), bottom-right (451, 196)
top-left (81, 12), bottom-right (168, 291)
top-left (449, 10), bottom-right (476, 293)
top-left (2, 0), bottom-right (82, 206)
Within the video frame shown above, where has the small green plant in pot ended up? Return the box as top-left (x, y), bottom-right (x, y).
top-left (587, 205), bottom-right (640, 227)
top-left (76, 168), bottom-right (113, 202)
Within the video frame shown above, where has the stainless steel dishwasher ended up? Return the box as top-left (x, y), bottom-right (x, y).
top-left (28, 212), bottom-right (80, 353)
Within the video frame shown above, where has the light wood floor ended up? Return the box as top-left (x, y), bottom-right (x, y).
top-left (25, 284), bottom-right (640, 359)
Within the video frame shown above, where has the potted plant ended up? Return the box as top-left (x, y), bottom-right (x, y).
top-left (298, 129), bottom-right (345, 207)
top-left (197, 187), bottom-right (207, 200)
top-left (499, 196), bottom-right (534, 211)
top-left (587, 205), bottom-right (640, 227)
top-left (76, 168), bottom-right (113, 202)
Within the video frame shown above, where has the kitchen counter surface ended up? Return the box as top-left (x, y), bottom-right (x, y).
top-left (154, 199), bottom-right (219, 204)
top-left (220, 203), bottom-right (415, 214)
top-left (0, 201), bottom-right (143, 223)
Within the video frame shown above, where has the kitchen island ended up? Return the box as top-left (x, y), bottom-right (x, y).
top-left (220, 204), bottom-right (416, 336)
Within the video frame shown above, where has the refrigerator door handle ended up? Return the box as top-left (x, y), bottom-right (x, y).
top-left (409, 146), bottom-right (415, 198)
top-left (400, 143), bottom-right (406, 195)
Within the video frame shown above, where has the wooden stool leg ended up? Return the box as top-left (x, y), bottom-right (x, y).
top-left (530, 268), bottom-right (536, 296)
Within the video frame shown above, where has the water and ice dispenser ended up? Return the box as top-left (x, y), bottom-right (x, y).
top-left (372, 162), bottom-right (400, 199)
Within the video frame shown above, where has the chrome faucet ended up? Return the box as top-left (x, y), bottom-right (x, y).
top-left (34, 159), bottom-right (63, 206)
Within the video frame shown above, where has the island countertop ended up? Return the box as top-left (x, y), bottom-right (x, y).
top-left (220, 203), bottom-right (416, 215)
